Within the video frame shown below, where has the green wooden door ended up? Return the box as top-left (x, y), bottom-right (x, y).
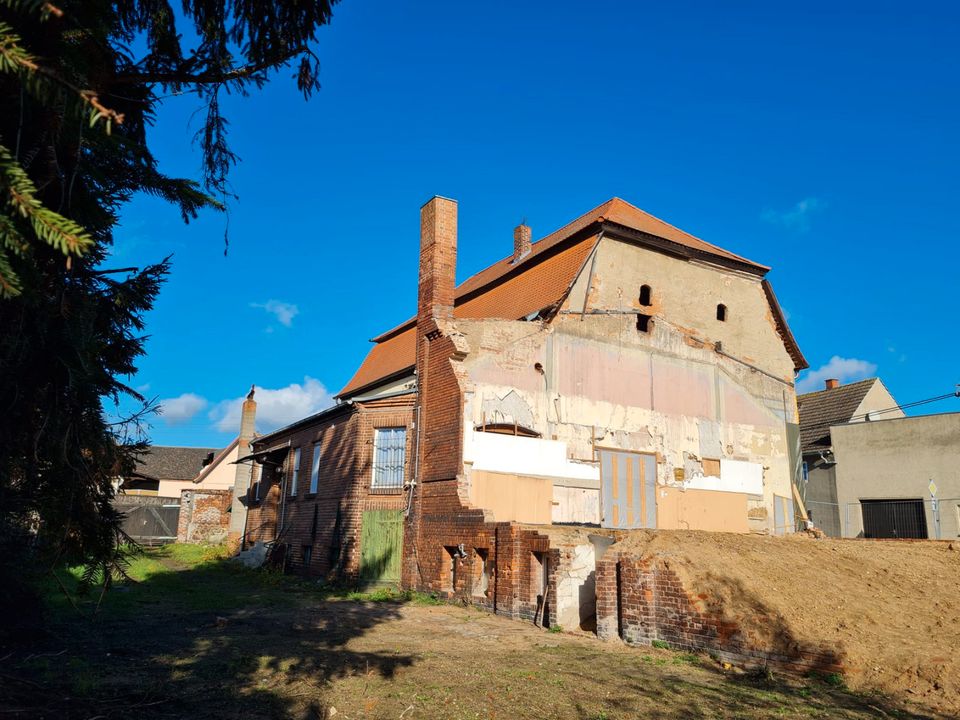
top-left (359, 509), bottom-right (404, 585)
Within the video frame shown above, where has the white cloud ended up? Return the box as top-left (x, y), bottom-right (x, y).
top-left (159, 393), bottom-right (208, 425)
top-left (251, 299), bottom-right (299, 327)
top-left (796, 356), bottom-right (877, 394)
top-left (209, 377), bottom-right (334, 434)
top-left (761, 197), bottom-right (824, 233)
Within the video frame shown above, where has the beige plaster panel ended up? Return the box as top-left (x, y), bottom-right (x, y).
top-left (468, 470), bottom-right (553, 524)
top-left (563, 236), bottom-right (795, 381)
top-left (656, 486), bottom-right (750, 533)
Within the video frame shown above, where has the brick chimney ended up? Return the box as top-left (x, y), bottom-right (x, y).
top-left (825, 378), bottom-right (840, 390)
top-left (513, 223), bottom-right (531, 263)
top-left (417, 196), bottom-right (458, 323)
top-left (229, 385), bottom-right (257, 539)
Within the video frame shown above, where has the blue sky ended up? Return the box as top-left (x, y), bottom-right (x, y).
top-left (110, 0), bottom-right (960, 447)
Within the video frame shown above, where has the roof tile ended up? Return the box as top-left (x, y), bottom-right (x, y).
top-left (797, 378), bottom-right (877, 453)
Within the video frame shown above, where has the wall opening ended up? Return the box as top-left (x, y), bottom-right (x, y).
top-left (639, 284), bottom-right (652, 306)
top-left (716, 303), bottom-right (727, 321)
top-left (531, 551), bottom-right (548, 601)
top-left (443, 546), bottom-right (460, 592)
top-left (636, 313), bottom-right (653, 333)
top-left (473, 548), bottom-right (490, 598)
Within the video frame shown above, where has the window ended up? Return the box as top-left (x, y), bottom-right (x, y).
top-left (702, 458), bottom-right (721, 477)
top-left (636, 313), bottom-right (653, 333)
top-left (309, 442), bottom-right (320, 494)
top-left (290, 447), bottom-right (301, 496)
top-left (372, 427), bottom-right (407, 493)
top-left (302, 545), bottom-right (313, 567)
top-left (639, 284), bottom-right (652, 306)
top-left (716, 303), bottom-right (727, 322)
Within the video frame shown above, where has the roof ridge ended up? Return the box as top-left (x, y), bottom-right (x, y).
top-left (797, 377), bottom-right (877, 400)
top-left (602, 197), bottom-right (767, 270)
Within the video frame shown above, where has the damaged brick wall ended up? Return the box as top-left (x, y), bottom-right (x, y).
top-left (177, 488), bottom-right (232, 544)
top-left (595, 551), bottom-right (843, 675)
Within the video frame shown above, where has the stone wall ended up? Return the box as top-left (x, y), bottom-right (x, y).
top-left (177, 489), bottom-right (232, 544)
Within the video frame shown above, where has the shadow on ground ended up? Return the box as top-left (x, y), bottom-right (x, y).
top-left (2, 551), bottom-right (412, 719)
top-left (1, 548), bottom-right (947, 720)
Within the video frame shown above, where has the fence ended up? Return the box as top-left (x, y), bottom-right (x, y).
top-left (115, 495), bottom-right (181, 545)
top-left (805, 498), bottom-right (959, 540)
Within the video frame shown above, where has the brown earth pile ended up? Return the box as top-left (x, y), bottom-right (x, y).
top-left (612, 530), bottom-right (960, 715)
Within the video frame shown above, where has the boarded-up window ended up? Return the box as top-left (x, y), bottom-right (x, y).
top-left (773, 494), bottom-right (795, 535)
top-left (702, 458), bottom-right (721, 477)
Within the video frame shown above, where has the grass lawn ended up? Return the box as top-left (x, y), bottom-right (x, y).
top-left (1, 545), bottom-right (939, 719)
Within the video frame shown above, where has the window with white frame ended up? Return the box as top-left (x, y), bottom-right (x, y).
top-left (290, 447), bottom-right (301, 496)
top-left (372, 427), bottom-right (406, 493)
top-left (309, 442), bottom-right (321, 494)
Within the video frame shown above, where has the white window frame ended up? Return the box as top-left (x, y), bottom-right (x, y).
top-left (372, 427), bottom-right (407, 492)
top-left (309, 442), bottom-right (321, 494)
top-left (290, 447), bottom-right (301, 496)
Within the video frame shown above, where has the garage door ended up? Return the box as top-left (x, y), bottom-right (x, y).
top-left (861, 499), bottom-right (928, 539)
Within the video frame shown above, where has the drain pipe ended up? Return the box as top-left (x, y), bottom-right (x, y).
top-left (405, 403), bottom-right (421, 517)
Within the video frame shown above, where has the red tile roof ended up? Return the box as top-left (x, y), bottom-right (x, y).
top-left (338, 198), bottom-right (800, 398)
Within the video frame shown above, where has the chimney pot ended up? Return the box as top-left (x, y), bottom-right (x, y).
top-left (825, 378), bottom-right (840, 390)
top-left (513, 223), bottom-right (532, 262)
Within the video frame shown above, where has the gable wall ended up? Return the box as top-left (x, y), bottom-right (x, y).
top-left (451, 238), bottom-right (800, 535)
top-left (565, 236), bottom-right (795, 379)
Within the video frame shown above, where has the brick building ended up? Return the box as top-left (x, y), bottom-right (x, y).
top-left (240, 196), bottom-right (807, 626)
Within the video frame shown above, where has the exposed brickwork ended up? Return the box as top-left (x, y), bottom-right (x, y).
top-left (245, 396), bottom-right (414, 581)
top-left (595, 551), bottom-right (843, 675)
top-left (177, 488), bottom-right (232, 543)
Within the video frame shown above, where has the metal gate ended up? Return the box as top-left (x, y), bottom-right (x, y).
top-left (599, 449), bottom-right (657, 529)
top-left (861, 499), bottom-right (928, 539)
top-left (115, 497), bottom-right (181, 545)
top-left (359, 509), bottom-right (403, 585)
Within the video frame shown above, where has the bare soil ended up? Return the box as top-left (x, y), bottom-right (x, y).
top-left (2, 544), bottom-right (950, 719)
top-left (612, 531), bottom-right (960, 716)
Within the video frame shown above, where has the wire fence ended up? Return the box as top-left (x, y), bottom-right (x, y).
top-left (804, 498), bottom-right (959, 540)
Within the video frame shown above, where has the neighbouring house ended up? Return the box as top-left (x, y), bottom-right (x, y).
top-left (119, 445), bottom-right (221, 497)
top-left (831, 412), bottom-right (960, 540)
top-left (240, 195), bottom-right (809, 618)
top-left (797, 377), bottom-right (903, 536)
top-left (799, 377), bottom-right (960, 539)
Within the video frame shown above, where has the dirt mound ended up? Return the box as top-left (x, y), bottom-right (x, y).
top-left (612, 531), bottom-right (960, 715)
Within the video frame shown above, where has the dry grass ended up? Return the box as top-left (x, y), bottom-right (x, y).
top-left (1, 545), bottom-right (944, 719)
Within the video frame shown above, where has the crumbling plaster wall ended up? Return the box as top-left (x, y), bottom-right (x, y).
top-left (451, 238), bottom-right (799, 533)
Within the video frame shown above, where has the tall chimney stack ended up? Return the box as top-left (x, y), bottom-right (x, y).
top-left (825, 378), bottom-right (839, 390)
top-left (229, 385), bottom-right (257, 539)
top-left (418, 196), bottom-right (458, 323)
top-left (513, 223), bottom-right (531, 263)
